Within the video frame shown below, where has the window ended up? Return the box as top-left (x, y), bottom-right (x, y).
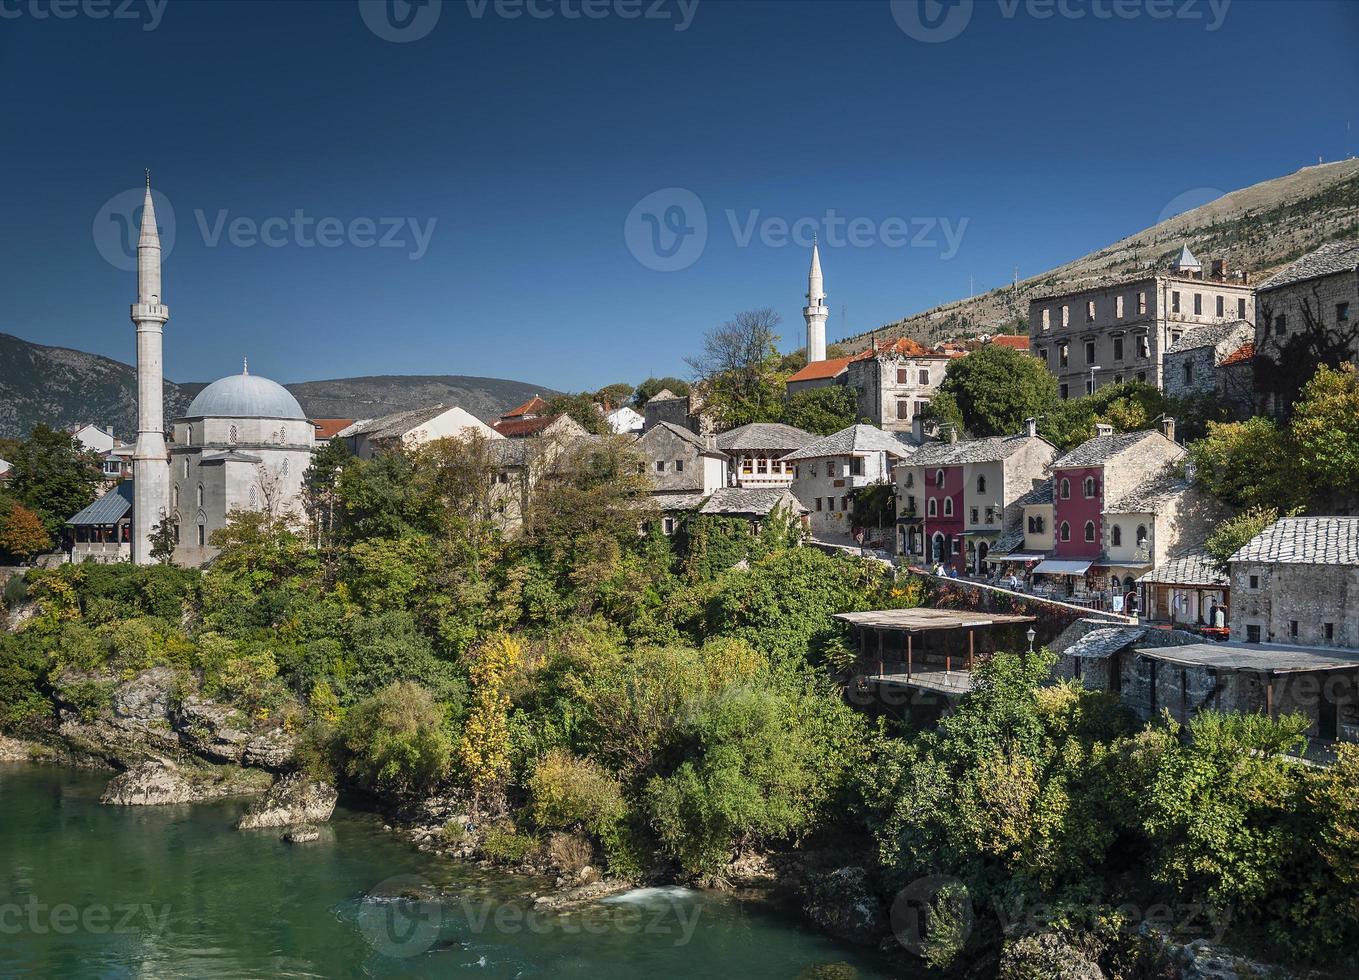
top-left (1246, 625), bottom-right (1261, 643)
top-left (249, 486), bottom-right (257, 508)
top-left (1136, 333), bottom-right (1150, 358)
top-left (172, 523), bottom-right (180, 544)
top-left (756, 458), bottom-right (768, 474)
top-left (1171, 291), bottom-right (1181, 313)
top-left (1237, 297), bottom-right (1246, 318)
top-left (1060, 521), bottom-right (1071, 542)
top-left (1084, 520), bottom-right (1096, 542)
top-left (182, 457), bottom-right (189, 478)
top-left (196, 485), bottom-right (204, 508)
top-left (281, 459), bottom-right (288, 477)
top-left (1338, 303), bottom-right (1351, 323)
top-left (906, 494), bottom-right (916, 512)
top-left (1136, 371), bottom-right (1147, 383)
top-left (655, 460), bottom-right (665, 472)
top-left (1170, 330), bottom-right (1182, 347)
top-left (1325, 622), bottom-right (1335, 641)
top-left (1041, 308), bottom-right (1051, 332)
top-left (1184, 361), bottom-right (1196, 385)
top-left (1086, 300), bottom-right (1096, 323)
top-left (935, 469), bottom-right (945, 487)
top-left (1059, 383), bottom-right (1069, 400)
top-left (1289, 620), bottom-right (1299, 638)
top-left (1059, 478), bottom-right (1071, 499)
top-left (228, 424), bottom-right (238, 444)
top-left (896, 368), bottom-right (909, 384)
top-left (1112, 336), bottom-right (1124, 361)
top-left (984, 506), bottom-right (995, 524)
top-left (1136, 524), bottom-right (1148, 548)
top-left (662, 517), bottom-right (675, 535)
top-left (904, 471), bottom-right (914, 488)
top-left (1137, 291), bottom-right (1147, 315)
top-left (1274, 314), bottom-right (1286, 336)
top-left (815, 497), bottom-right (823, 512)
top-left (1249, 574), bottom-right (1259, 589)
top-left (943, 497), bottom-right (954, 517)
top-left (1086, 378), bottom-right (1095, 396)
top-left (674, 459), bottom-right (683, 473)
top-left (976, 474), bottom-right (986, 494)
top-left (915, 400), bottom-right (929, 417)
top-left (1058, 343), bottom-right (1069, 367)
top-left (1111, 525), bottom-right (1122, 546)
top-left (842, 496), bottom-right (850, 512)
top-left (897, 399), bottom-right (911, 420)
top-left (197, 524), bottom-right (205, 547)
top-left (918, 368), bottom-right (930, 385)
top-left (1116, 295), bottom-right (1124, 319)
top-left (1193, 293), bottom-right (1202, 315)
top-left (1114, 374), bottom-right (1124, 384)
top-left (1061, 304), bottom-right (1070, 327)
top-left (850, 457), bottom-right (864, 477)
top-left (927, 498), bottom-right (938, 517)
top-left (970, 507), bottom-right (979, 524)
top-left (1215, 295), bottom-right (1224, 317)
top-left (1084, 340), bottom-right (1096, 364)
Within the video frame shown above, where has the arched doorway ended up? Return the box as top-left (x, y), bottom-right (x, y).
top-left (977, 541), bottom-right (989, 575)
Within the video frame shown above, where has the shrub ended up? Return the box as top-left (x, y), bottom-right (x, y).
top-left (480, 821), bottom-right (538, 865)
top-left (338, 681), bottom-right (453, 796)
top-left (546, 831), bottom-right (594, 874)
top-left (527, 748), bottom-right (626, 834)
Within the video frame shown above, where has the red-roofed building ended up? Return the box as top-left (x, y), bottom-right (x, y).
top-left (502, 395), bottom-right (550, 420)
top-left (492, 413), bottom-right (587, 440)
top-left (786, 355), bottom-right (853, 393)
top-left (845, 338), bottom-right (952, 434)
top-left (313, 418), bottom-right (354, 441)
top-left (989, 334), bottom-right (1031, 351)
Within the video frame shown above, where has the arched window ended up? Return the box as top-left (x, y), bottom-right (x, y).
top-left (249, 486), bottom-right (257, 508)
top-left (976, 474), bottom-right (986, 494)
top-left (228, 424), bottom-right (238, 445)
top-left (1084, 520), bottom-right (1096, 542)
top-left (904, 472), bottom-right (914, 488)
top-left (1136, 524), bottom-right (1148, 547)
top-left (935, 469), bottom-right (945, 487)
top-left (1060, 478), bottom-right (1071, 499)
top-left (931, 533), bottom-right (946, 561)
top-left (1111, 525), bottom-right (1122, 546)
top-left (173, 485), bottom-right (179, 509)
top-left (943, 497), bottom-right (954, 517)
top-left (1060, 521), bottom-right (1071, 541)
top-left (186, 424), bottom-right (194, 445)
top-left (196, 484), bottom-right (204, 508)
top-left (281, 459), bottom-right (289, 477)
top-left (927, 498), bottom-right (938, 517)
top-left (182, 456), bottom-right (189, 478)
top-left (1083, 476), bottom-right (1096, 498)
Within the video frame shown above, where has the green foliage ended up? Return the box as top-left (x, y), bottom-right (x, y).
top-left (338, 681), bottom-right (454, 796)
top-left (148, 519), bottom-right (177, 565)
top-left (633, 377), bottom-right (690, 406)
top-left (1203, 506), bottom-right (1282, 573)
top-left (931, 344), bottom-right (1057, 437)
top-left (1189, 418), bottom-right (1300, 511)
top-left (480, 821), bottom-right (539, 864)
top-left (0, 632), bottom-right (52, 732)
top-left (850, 482), bottom-right (895, 532)
top-left (1, 424), bottom-right (101, 535)
top-left (781, 385), bottom-right (860, 435)
top-left (545, 393), bottom-right (609, 435)
top-left (1289, 363), bottom-right (1359, 508)
top-left (527, 748), bottom-right (626, 834)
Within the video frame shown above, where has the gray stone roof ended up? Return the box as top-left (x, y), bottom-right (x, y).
top-left (907, 433), bottom-right (1047, 467)
top-left (1051, 429), bottom-right (1165, 469)
top-left (1165, 320), bottom-right (1252, 355)
top-left (199, 450), bottom-right (264, 465)
top-left (716, 422), bottom-right (816, 453)
top-left (1139, 549), bottom-right (1227, 587)
top-left (650, 491), bottom-right (707, 511)
top-left (1229, 516), bottom-right (1359, 566)
top-left (782, 424), bottom-right (913, 462)
top-left (1012, 478), bottom-right (1054, 507)
top-left (1257, 240), bottom-right (1359, 292)
top-left (1064, 626), bottom-right (1148, 659)
top-left (642, 421), bottom-right (726, 458)
top-left (985, 530), bottom-right (1026, 556)
top-left (66, 481), bottom-right (133, 526)
top-left (1105, 474), bottom-right (1191, 514)
top-left (342, 404), bottom-right (458, 440)
top-left (699, 487), bottom-right (807, 517)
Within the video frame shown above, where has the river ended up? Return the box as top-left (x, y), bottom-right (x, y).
top-left (0, 764), bottom-right (897, 978)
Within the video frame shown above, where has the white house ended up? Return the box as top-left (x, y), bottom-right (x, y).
top-left (338, 404), bottom-right (502, 460)
top-left (784, 424), bottom-right (912, 546)
top-left (607, 405), bottom-right (644, 435)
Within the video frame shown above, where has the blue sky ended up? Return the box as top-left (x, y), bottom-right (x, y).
top-left (2, 0), bottom-right (1356, 392)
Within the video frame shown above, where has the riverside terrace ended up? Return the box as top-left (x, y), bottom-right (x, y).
top-left (834, 608), bottom-right (1037, 697)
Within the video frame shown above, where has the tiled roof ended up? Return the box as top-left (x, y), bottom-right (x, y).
top-left (1051, 429), bottom-right (1166, 469)
top-left (905, 433), bottom-right (1047, 467)
top-left (1219, 342), bottom-right (1255, 367)
top-left (699, 487), bottom-right (806, 517)
top-left (1013, 478), bottom-right (1054, 507)
top-left (312, 419), bottom-right (354, 440)
top-left (1138, 549), bottom-right (1227, 588)
top-left (650, 491), bottom-right (707, 511)
top-left (989, 335), bottom-right (1031, 350)
top-left (1257, 241), bottom-right (1359, 292)
top-left (342, 404), bottom-right (456, 439)
top-left (853, 337), bottom-right (950, 361)
top-left (787, 356), bottom-right (853, 383)
top-left (1106, 474), bottom-right (1192, 514)
top-left (1229, 517), bottom-right (1359, 566)
top-left (502, 395), bottom-right (549, 418)
top-left (492, 414), bottom-right (564, 438)
top-left (66, 481), bottom-right (133, 526)
top-left (716, 422), bottom-right (816, 453)
top-left (1165, 320), bottom-right (1252, 355)
top-left (985, 529), bottom-right (1026, 556)
top-left (782, 424), bottom-right (913, 462)
top-left (641, 421), bottom-right (726, 458)
top-left (1064, 626), bottom-right (1148, 659)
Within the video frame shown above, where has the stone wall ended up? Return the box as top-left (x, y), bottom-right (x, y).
top-left (1230, 560), bottom-right (1359, 649)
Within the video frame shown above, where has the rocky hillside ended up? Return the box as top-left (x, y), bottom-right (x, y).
top-left (845, 159), bottom-right (1359, 351)
top-left (0, 332), bottom-right (555, 438)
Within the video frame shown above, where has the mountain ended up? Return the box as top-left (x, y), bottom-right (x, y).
top-left (0, 333), bottom-right (557, 439)
top-left (843, 159), bottom-right (1359, 351)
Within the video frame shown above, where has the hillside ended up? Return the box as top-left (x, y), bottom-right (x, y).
top-left (843, 159), bottom-right (1359, 351)
top-left (0, 332), bottom-right (556, 439)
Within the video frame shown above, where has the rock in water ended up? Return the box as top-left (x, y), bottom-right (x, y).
top-left (236, 773), bottom-right (338, 829)
top-left (801, 867), bottom-right (884, 946)
top-left (100, 760), bottom-right (271, 806)
top-left (283, 825), bottom-right (321, 844)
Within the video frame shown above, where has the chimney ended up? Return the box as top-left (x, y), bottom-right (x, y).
top-left (1024, 417), bottom-right (1037, 438)
top-left (912, 416), bottom-right (925, 444)
top-left (1210, 258), bottom-right (1227, 279)
top-left (946, 425), bottom-right (959, 444)
top-left (1095, 423), bottom-right (1115, 437)
top-left (1160, 416), bottom-right (1176, 443)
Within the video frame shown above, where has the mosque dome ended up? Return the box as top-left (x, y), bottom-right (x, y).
top-left (183, 369), bottom-right (306, 420)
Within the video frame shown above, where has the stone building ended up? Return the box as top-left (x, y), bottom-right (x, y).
top-left (338, 404), bottom-right (500, 460)
top-left (1228, 516), bottom-right (1359, 650)
top-left (894, 421), bottom-right (1056, 574)
top-left (1161, 320), bottom-right (1256, 418)
top-left (635, 421), bottom-right (727, 533)
top-left (784, 424), bottom-right (911, 546)
top-left (1137, 549), bottom-right (1229, 628)
top-left (715, 422), bottom-right (816, 489)
top-left (1100, 473), bottom-right (1227, 601)
top-left (697, 486), bottom-right (808, 535)
top-left (1028, 246), bottom-right (1255, 397)
top-left (844, 337), bottom-right (955, 434)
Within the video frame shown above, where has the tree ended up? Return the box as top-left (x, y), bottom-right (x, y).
top-left (338, 680), bottom-right (454, 796)
top-left (781, 384), bottom-right (860, 435)
top-left (3, 425), bottom-right (102, 535)
top-left (593, 383), bottom-right (635, 411)
top-left (686, 308), bottom-right (786, 427)
top-left (0, 503), bottom-right (50, 563)
top-left (302, 437), bottom-right (349, 570)
top-left (1289, 363), bottom-right (1359, 510)
top-left (148, 518), bottom-right (177, 565)
top-left (633, 377), bottom-right (690, 406)
top-left (458, 631), bottom-right (522, 809)
top-left (546, 393), bottom-right (609, 435)
top-left (1255, 290), bottom-right (1359, 419)
top-left (1188, 418), bottom-right (1299, 511)
top-left (1203, 506), bottom-right (1281, 573)
top-left (930, 344), bottom-right (1057, 437)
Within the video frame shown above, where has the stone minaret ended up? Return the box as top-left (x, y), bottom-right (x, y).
top-left (803, 239), bottom-right (828, 363)
top-left (130, 172), bottom-right (170, 564)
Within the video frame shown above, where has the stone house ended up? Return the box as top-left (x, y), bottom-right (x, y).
top-left (1228, 516), bottom-right (1359, 650)
top-left (785, 355), bottom-right (854, 396)
top-left (635, 421), bottom-right (727, 534)
top-left (784, 424), bottom-right (912, 546)
top-left (697, 486), bottom-right (809, 535)
top-left (64, 481), bottom-right (134, 563)
top-left (715, 422), bottom-right (816, 489)
top-left (894, 421), bottom-right (1056, 574)
top-left (844, 338), bottom-right (955, 434)
top-left (1161, 320), bottom-right (1256, 418)
top-left (1137, 549), bottom-right (1229, 628)
top-left (1100, 473), bottom-right (1228, 601)
top-left (1028, 246), bottom-right (1255, 397)
top-left (338, 404), bottom-right (501, 460)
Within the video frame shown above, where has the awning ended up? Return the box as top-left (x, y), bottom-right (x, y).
top-left (987, 550), bottom-right (1048, 562)
top-left (1032, 558), bottom-right (1094, 576)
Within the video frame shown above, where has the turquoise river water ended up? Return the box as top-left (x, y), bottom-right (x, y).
top-left (0, 764), bottom-right (899, 978)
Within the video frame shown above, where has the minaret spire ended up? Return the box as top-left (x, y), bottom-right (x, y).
top-left (130, 172), bottom-right (171, 565)
top-left (803, 239), bottom-right (828, 363)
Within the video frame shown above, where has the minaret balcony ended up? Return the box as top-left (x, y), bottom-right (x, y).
top-left (130, 302), bottom-right (170, 323)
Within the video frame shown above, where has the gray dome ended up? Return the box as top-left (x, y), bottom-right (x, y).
top-left (184, 372), bottom-right (306, 420)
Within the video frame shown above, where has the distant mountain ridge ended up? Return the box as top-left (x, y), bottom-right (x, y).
top-left (0, 332), bottom-right (557, 439)
top-left (843, 159), bottom-right (1359, 351)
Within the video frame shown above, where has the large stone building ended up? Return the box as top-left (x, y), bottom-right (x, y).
top-left (1161, 320), bottom-right (1256, 417)
top-left (1028, 246), bottom-right (1255, 397)
top-left (784, 424), bottom-right (911, 546)
top-left (635, 421), bottom-right (727, 532)
top-left (715, 422), bottom-right (816, 489)
top-left (844, 337), bottom-right (954, 433)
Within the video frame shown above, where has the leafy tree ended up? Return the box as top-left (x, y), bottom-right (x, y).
top-left (781, 384), bottom-right (860, 435)
top-left (546, 392), bottom-right (609, 435)
top-left (1204, 506), bottom-right (1281, 573)
top-left (930, 344), bottom-right (1057, 437)
top-left (2, 425), bottom-right (101, 535)
top-left (1188, 418), bottom-right (1300, 511)
top-left (302, 437), bottom-right (349, 565)
top-left (338, 680), bottom-right (454, 796)
top-left (633, 377), bottom-right (690, 406)
top-left (148, 518), bottom-right (177, 565)
top-left (1289, 363), bottom-right (1359, 510)
top-left (592, 383), bottom-right (635, 411)
top-left (527, 748), bottom-right (626, 835)
top-left (0, 503), bottom-right (50, 563)
top-left (459, 632), bottom-right (522, 808)
top-left (686, 309), bottom-right (787, 427)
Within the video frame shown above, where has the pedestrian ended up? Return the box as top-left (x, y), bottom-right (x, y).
top-left (1007, 571), bottom-right (1018, 591)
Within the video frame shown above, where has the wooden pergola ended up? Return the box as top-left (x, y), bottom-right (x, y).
top-left (834, 608), bottom-right (1037, 684)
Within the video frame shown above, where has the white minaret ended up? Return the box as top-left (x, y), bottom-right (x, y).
top-left (803, 238), bottom-right (828, 363)
top-left (131, 172), bottom-right (170, 564)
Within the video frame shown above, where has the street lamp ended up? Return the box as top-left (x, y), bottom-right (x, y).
top-left (1088, 365), bottom-right (1101, 396)
top-left (1026, 627), bottom-right (1037, 653)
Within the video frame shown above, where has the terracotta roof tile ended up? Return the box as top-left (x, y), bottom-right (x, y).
top-left (989, 335), bottom-right (1031, 350)
top-left (492, 414), bottom-right (561, 438)
top-left (787, 356), bottom-right (853, 383)
top-left (312, 418), bottom-right (354, 440)
top-left (502, 395), bottom-right (549, 419)
top-left (1219, 342), bottom-right (1255, 367)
